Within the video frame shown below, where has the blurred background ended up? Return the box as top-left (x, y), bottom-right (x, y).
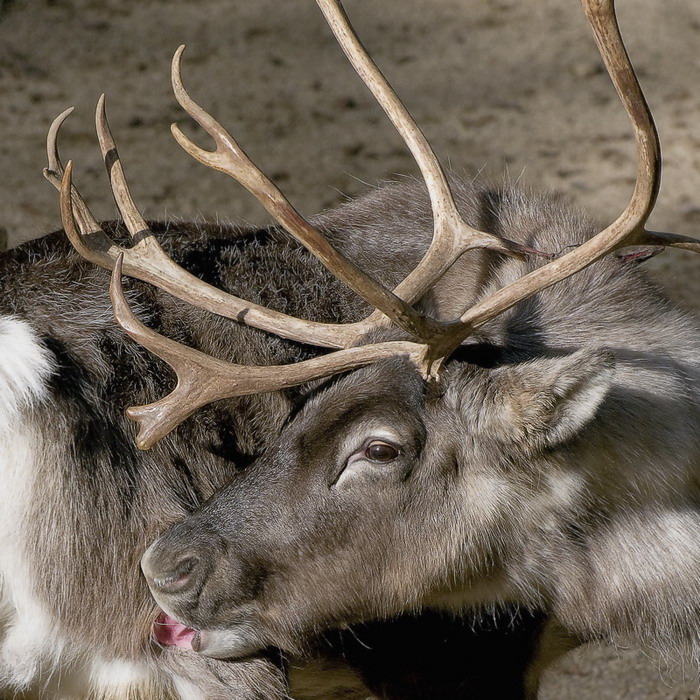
top-left (1, 0), bottom-right (699, 697)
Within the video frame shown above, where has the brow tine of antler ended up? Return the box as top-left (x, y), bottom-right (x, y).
top-left (315, 0), bottom-right (543, 307)
top-left (169, 46), bottom-right (441, 342)
top-left (109, 254), bottom-right (427, 449)
top-left (422, 0), bottom-right (663, 360)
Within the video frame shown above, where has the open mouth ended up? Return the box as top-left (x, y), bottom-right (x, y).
top-left (152, 609), bottom-right (265, 659)
top-left (153, 611), bottom-right (201, 651)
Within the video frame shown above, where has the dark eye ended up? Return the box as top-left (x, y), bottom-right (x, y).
top-left (365, 440), bottom-right (399, 462)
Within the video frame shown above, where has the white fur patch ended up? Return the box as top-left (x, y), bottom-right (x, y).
top-left (89, 657), bottom-right (152, 692)
top-left (0, 316), bottom-right (53, 430)
top-left (172, 674), bottom-right (205, 700)
top-left (0, 317), bottom-right (56, 691)
top-left (0, 422), bottom-right (62, 690)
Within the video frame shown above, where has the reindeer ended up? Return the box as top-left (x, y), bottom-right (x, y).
top-left (2, 0), bottom-right (698, 698)
top-left (69, 0), bottom-right (700, 694)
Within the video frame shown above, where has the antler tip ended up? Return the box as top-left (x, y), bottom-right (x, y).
top-left (135, 433), bottom-right (155, 451)
top-left (126, 406), bottom-right (168, 450)
top-left (47, 106), bottom-right (75, 137)
top-left (171, 46), bottom-right (188, 104)
top-left (95, 93), bottom-right (108, 131)
top-left (132, 420), bottom-right (156, 450)
top-left (54, 105), bottom-right (75, 121)
top-left (172, 45), bottom-right (186, 76)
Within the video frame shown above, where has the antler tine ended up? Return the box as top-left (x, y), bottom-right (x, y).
top-left (109, 254), bottom-right (427, 449)
top-left (44, 107), bottom-right (73, 181)
top-left (94, 94), bottom-right (165, 260)
top-left (423, 0), bottom-right (689, 361)
top-left (44, 107), bottom-right (99, 235)
top-left (44, 109), bottom-right (121, 269)
top-left (639, 230), bottom-right (700, 253)
top-left (170, 45), bottom-right (440, 343)
top-left (315, 0), bottom-right (546, 310)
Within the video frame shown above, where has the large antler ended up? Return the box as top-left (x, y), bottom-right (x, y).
top-left (48, 0), bottom-right (698, 449)
top-left (44, 55), bottom-right (533, 354)
top-left (419, 0), bottom-right (700, 362)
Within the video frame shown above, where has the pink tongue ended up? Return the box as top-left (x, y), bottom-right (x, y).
top-left (154, 612), bottom-right (197, 649)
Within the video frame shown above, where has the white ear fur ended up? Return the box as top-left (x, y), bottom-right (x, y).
top-left (489, 348), bottom-right (615, 451)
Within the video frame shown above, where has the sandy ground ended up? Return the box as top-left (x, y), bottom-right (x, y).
top-left (1, 0), bottom-right (699, 697)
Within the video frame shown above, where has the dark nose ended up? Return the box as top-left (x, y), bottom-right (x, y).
top-left (141, 540), bottom-right (207, 596)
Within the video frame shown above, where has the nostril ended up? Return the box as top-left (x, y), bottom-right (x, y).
top-left (151, 555), bottom-right (199, 594)
top-left (142, 544), bottom-right (202, 595)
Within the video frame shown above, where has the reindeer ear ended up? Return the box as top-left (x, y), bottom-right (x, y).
top-left (487, 348), bottom-right (615, 451)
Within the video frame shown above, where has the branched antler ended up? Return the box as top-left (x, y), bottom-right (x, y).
top-left (44, 100), bottom-right (383, 349)
top-left (107, 254), bottom-right (426, 449)
top-left (314, 0), bottom-right (547, 299)
top-left (46, 0), bottom-right (698, 448)
top-left (169, 45), bottom-right (441, 343)
top-left (420, 0), bottom-right (699, 361)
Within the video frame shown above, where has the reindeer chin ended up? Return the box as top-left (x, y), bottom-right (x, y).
top-left (194, 626), bottom-right (264, 660)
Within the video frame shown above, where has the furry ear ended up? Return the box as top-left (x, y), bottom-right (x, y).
top-left (486, 348), bottom-right (615, 451)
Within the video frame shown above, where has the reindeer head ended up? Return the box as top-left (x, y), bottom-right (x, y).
top-left (141, 345), bottom-right (627, 658)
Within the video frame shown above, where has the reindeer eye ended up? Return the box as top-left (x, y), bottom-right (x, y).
top-left (365, 440), bottom-right (399, 462)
